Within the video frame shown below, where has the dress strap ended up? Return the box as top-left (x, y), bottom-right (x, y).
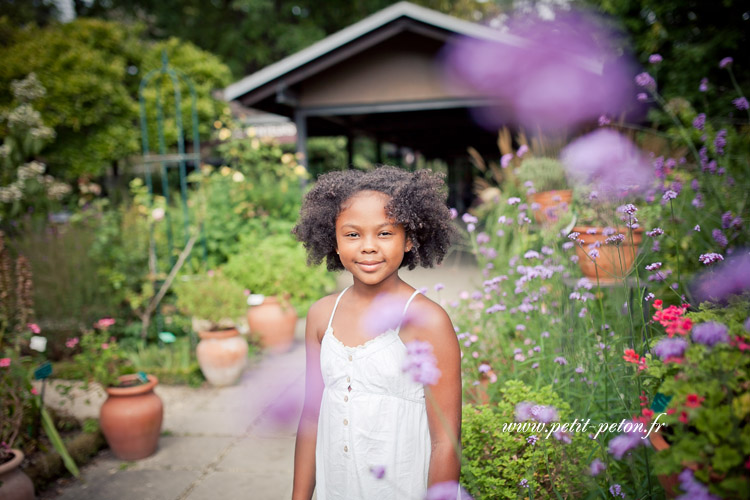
top-left (326, 286), bottom-right (352, 330)
top-left (397, 289), bottom-right (422, 332)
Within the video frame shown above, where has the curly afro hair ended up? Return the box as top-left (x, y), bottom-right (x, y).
top-left (292, 166), bottom-right (457, 271)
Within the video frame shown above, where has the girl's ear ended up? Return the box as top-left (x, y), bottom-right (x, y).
top-left (405, 238), bottom-right (413, 253)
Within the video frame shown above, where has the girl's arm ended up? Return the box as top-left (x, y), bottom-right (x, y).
top-left (291, 298), bottom-right (327, 500)
top-left (420, 304), bottom-right (463, 486)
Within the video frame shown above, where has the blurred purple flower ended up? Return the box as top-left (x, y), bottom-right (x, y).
top-left (694, 225), bottom-right (701, 232)
top-left (519, 478), bottom-right (529, 488)
top-left (662, 190), bottom-right (677, 201)
top-left (715, 129), bottom-right (727, 155)
top-left (719, 57), bottom-right (733, 69)
top-left (692, 250), bottom-right (750, 302)
top-left (402, 340), bottom-right (441, 385)
top-left (441, 10), bottom-right (635, 132)
top-left (635, 72), bottom-right (656, 90)
top-left (693, 113), bottom-right (706, 131)
top-left (370, 465), bottom-right (386, 479)
top-left (699, 78), bottom-right (708, 92)
top-left (462, 213), bottom-right (478, 224)
top-left (517, 144), bottom-right (529, 157)
top-left (476, 232), bottom-right (490, 245)
top-left (648, 54), bottom-right (662, 64)
top-left (692, 322), bottom-right (729, 347)
top-left (599, 114), bottom-right (611, 126)
top-left (610, 483), bottom-right (626, 498)
top-left (589, 458), bottom-right (606, 476)
top-left (561, 129), bottom-right (653, 197)
top-left (425, 481), bottom-right (473, 500)
top-left (712, 229), bottom-right (728, 248)
top-left (508, 197), bottom-right (521, 205)
top-left (677, 468), bottom-right (720, 500)
top-left (608, 430), bottom-right (645, 459)
top-left (636, 92), bottom-right (648, 102)
top-left (652, 337), bottom-right (688, 360)
top-left (449, 208), bottom-right (458, 219)
top-left (515, 401), bottom-right (535, 422)
top-left (745, 316), bottom-right (750, 332)
top-left (362, 293), bottom-right (427, 337)
top-left (733, 97), bottom-right (749, 110)
top-left (501, 153), bottom-right (514, 168)
top-left (554, 356), bottom-right (568, 365)
top-left (527, 435), bottom-right (539, 445)
top-left (645, 262), bottom-right (662, 271)
top-left (535, 405), bottom-right (559, 424)
top-left (553, 430), bottom-right (572, 443)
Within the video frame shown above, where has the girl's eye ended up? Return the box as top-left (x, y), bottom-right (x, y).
top-left (346, 233), bottom-right (358, 238)
top-left (380, 232), bottom-right (392, 236)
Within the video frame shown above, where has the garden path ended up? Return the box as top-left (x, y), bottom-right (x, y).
top-left (37, 250), bottom-right (480, 500)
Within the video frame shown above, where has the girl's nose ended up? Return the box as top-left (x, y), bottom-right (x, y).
top-left (361, 235), bottom-right (377, 253)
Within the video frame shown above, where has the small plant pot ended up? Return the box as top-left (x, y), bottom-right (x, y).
top-left (572, 226), bottom-right (643, 283)
top-left (247, 295), bottom-right (298, 353)
top-left (529, 189), bottom-right (572, 225)
top-left (0, 449), bottom-right (35, 500)
top-left (196, 328), bottom-right (248, 386)
top-left (100, 374), bottom-right (163, 460)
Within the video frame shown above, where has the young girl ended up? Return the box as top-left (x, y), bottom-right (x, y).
top-left (291, 166), bottom-right (463, 500)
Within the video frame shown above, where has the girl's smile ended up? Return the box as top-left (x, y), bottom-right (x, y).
top-left (335, 190), bottom-right (412, 287)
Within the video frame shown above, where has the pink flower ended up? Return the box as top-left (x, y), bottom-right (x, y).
top-left (65, 337), bottom-right (79, 349)
top-left (31, 387), bottom-right (39, 395)
top-left (94, 317), bottom-right (116, 329)
top-left (28, 323), bottom-right (41, 334)
top-left (101, 343), bottom-right (110, 350)
top-left (0, 358), bottom-right (10, 368)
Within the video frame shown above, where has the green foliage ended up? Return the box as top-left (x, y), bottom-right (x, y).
top-left (515, 156), bottom-right (569, 192)
top-left (644, 298), bottom-right (750, 499)
top-left (461, 380), bottom-right (591, 499)
top-left (173, 272), bottom-right (247, 329)
top-left (70, 327), bottom-right (135, 388)
top-left (0, 19), bottom-right (231, 180)
top-left (122, 337), bottom-right (205, 387)
top-left (223, 232), bottom-right (337, 315)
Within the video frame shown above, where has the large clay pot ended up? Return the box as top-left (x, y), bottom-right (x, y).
top-left (196, 328), bottom-right (248, 386)
top-left (247, 295), bottom-right (297, 353)
top-left (0, 449), bottom-right (34, 500)
top-left (529, 189), bottom-right (572, 225)
top-left (100, 374), bottom-right (163, 460)
top-left (572, 226), bottom-right (643, 283)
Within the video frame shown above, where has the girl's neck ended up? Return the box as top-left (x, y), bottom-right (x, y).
top-left (350, 274), bottom-right (411, 301)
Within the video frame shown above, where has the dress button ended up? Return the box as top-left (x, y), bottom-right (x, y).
top-left (348, 355), bottom-right (353, 361)
top-left (344, 395), bottom-right (348, 402)
top-left (346, 376), bottom-right (351, 383)
top-left (343, 419), bottom-right (348, 425)
top-left (344, 445), bottom-right (348, 452)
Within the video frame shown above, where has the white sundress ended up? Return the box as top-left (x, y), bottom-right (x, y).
top-left (315, 286), bottom-right (431, 500)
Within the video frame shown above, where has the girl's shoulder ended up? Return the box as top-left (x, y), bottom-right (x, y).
top-left (307, 291), bottom-right (342, 343)
top-left (406, 292), bottom-right (455, 340)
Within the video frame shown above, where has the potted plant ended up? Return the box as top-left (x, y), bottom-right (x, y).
top-left (71, 322), bottom-right (163, 461)
top-left (568, 187), bottom-right (643, 282)
top-left (515, 157), bottom-right (572, 225)
top-left (223, 232), bottom-right (336, 353)
top-left (1, 353), bottom-right (36, 500)
top-left (633, 298), bottom-right (750, 498)
top-left (173, 271), bottom-right (249, 385)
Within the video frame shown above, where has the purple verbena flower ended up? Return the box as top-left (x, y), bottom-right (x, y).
top-left (635, 72), bottom-right (656, 90)
top-left (693, 113), bottom-right (706, 131)
top-left (691, 321), bottom-right (729, 347)
top-left (461, 213), bottom-right (477, 224)
top-left (715, 129), bottom-right (727, 155)
top-left (677, 468), bottom-right (720, 500)
top-left (370, 465), bottom-right (386, 479)
top-left (425, 481), bottom-right (473, 500)
top-left (733, 97), bottom-right (749, 110)
top-left (606, 234), bottom-right (625, 245)
top-left (694, 225), bottom-right (701, 232)
top-left (589, 458), bottom-right (606, 476)
top-left (645, 262), bottom-right (662, 271)
top-left (402, 340), bottom-right (441, 385)
top-left (517, 144), bottom-right (529, 157)
top-left (662, 190), bottom-right (677, 201)
top-left (449, 208), bottom-right (458, 219)
top-left (712, 229), bottom-right (728, 248)
top-left (636, 93), bottom-right (648, 102)
top-left (527, 435), bottom-right (538, 445)
top-left (648, 54), bottom-right (662, 64)
top-left (501, 153), bottom-right (514, 168)
top-left (652, 337), bottom-right (689, 360)
top-left (534, 405), bottom-right (559, 424)
top-left (508, 197), bottom-right (521, 205)
top-left (719, 57), bottom-right (733, 69)
top-left (599, 115), bottom-right (611, 126)
top-left (515, 401), bottom-right (535, 422)
top-left (608, 431), bottom-right (644, 459)
top-left (647, 228), bottom-right (664, 237)
top-left (699, 78), bottom-right (708, 92)
top-left (554, 356), bottom-right (568, 365)
top-left (520, 479), bottom-right (529, 488)
top-left (609, 483), bottom-right (625, 498)
top-left (476, 232), bottom-right (490, 245)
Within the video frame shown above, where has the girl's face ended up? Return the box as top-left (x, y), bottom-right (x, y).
top-left (335, 190), bottom-right (412, 288)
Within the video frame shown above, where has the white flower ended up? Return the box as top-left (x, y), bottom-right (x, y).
top-left (151, 207), bottom-right (165, 221)
top-left (30, 335), bottom-right (47, 352)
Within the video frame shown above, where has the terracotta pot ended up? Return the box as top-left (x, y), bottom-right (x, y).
top-left (572, 226), bottom-right (643, 283)
top-left (100, 374), bottom-right (163, 460)
top-left (0, 449), bottom-right (34, 500)
top-left (196, 328), bottom-right (248, 386)
top-left (247, 296), bottom-right (297, 353)
top-left (529, 189), bottom-right (572, 225)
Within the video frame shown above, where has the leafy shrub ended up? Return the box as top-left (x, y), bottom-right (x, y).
top-left (223, 232), bottom-right (336, 315)
top-left (173, 271), bottom-right (247, 330)
top-left (516, 157), bottom-right (569, 192)
top-left (461, 380), bottom-right (591, 499)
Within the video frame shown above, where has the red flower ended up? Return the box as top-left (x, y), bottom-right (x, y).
top-left (664, 356), bottom-right (684, 364)
top-left (731, 336), bottom-right (750, 351)
top-left (679, 411), bottom-right (689, 424)
top-left (623, 349), bottom-right (640, 363)
top-left (653, 299), bottom-right (663, 310)
top-left (667, 408), bottom-right (676, 415)
top-left (685, 394), bottom-right (705, 408)
top-left (642, 408), bottom-right (654, 420)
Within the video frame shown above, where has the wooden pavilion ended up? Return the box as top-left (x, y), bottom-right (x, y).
top-left (224, 1), bottom-right (517, 209)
